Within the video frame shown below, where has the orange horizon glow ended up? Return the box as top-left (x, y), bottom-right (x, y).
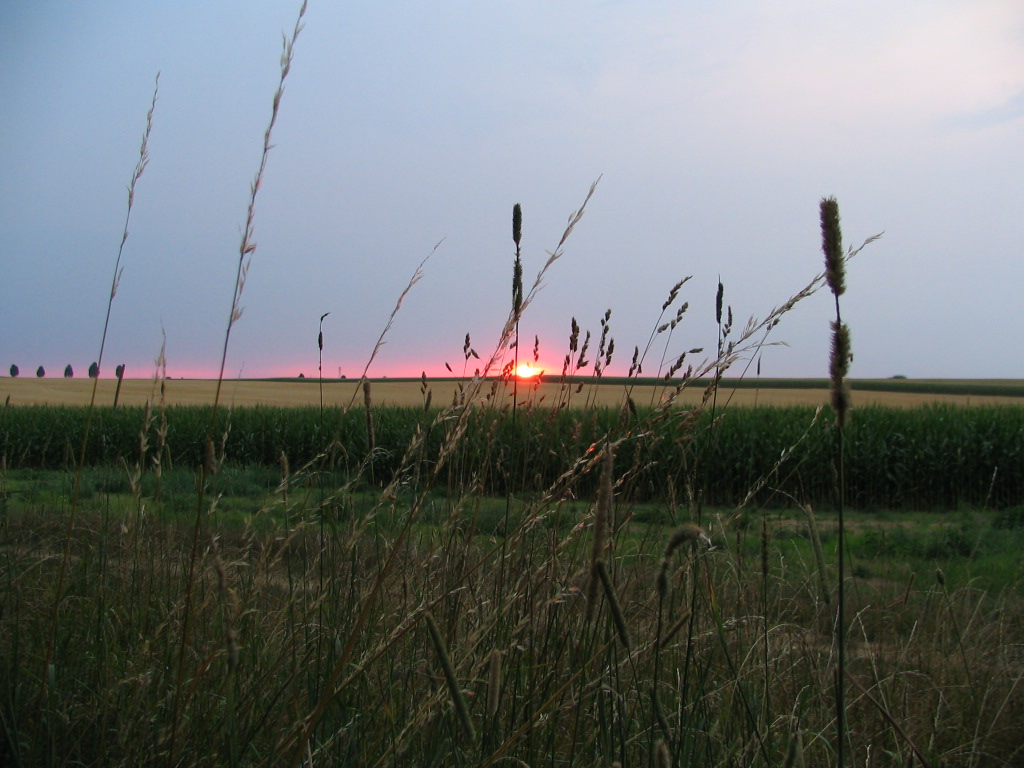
top-left (92, 359), bottom-right (566, 381)
top-left (515, 363), bottom-right (544, 380)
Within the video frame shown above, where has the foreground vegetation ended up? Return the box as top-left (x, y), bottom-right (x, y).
top-left (2, 470), bottom-right (1022, 766)
top-left (3, 389), bottom-right (1023, 766)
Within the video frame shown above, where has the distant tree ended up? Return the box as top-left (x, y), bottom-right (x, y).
top-left (64, 364), bottom-right (74, 378)
top-left (113, 364), bottom-right (126, 408)
top-left (298, 373), bottom-right (305, 378)
top-left (36, 366), bottom-right (45, 378)
top-left (9, 364), bottom-right (18, 378)
top-left (88, 362), bottom-right (99, 379)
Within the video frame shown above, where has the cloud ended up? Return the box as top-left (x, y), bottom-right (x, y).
top-left (556, 1), bottom-right (1024, 164)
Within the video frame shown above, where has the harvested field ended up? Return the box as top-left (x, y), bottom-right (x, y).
top-left (2, 376), bottom-right (1023, 409)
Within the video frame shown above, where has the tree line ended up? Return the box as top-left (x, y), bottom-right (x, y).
top-left (8, 363), bottom-right (125, 379)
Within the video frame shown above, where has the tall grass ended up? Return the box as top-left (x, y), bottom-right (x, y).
top-left (168, 7), bottom-right (307, 763)
top-left (822, 195), bottom-right (851, 767)
top-left (33, 69), bottom-right (160, 759)
top-left (3, 11), bottom-right (1023, 768)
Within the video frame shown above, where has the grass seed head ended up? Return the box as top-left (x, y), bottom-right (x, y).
top-left (829, 321), bottom-right (853, 426)
top-left (657, 523), bottom-right (709, 597)
top-left (820, 196), bottom-right (845, 296)
top-left (487, 648), bottom-right (501, 718)
top-left (513, 256), bottom-right (523, 315)
top-left (664, 523), bottom-right (708, 558)
top-left (512, 203), bottom-right (522, 246)
top-left (512, 204), bottom-right (524, 314)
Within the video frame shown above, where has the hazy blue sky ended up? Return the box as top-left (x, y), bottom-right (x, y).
top-left (2, 1), bottom-right (1022, 380)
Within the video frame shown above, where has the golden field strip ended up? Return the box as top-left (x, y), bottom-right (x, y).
top-left (3, 377), bottom-right (1022, 409)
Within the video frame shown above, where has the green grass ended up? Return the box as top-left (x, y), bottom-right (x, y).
top-left (3, 483), bottom-right (1021, 766)
top-left (6, 468), bottom-right (1022, 593)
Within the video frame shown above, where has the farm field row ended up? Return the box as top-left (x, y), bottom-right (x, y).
top-left (4, 376), bottom-right (1024, 409)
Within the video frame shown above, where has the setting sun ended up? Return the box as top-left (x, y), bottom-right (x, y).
top-left (515, 363), bottom-right (543, 380)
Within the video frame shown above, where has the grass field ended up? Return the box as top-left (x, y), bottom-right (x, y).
top-left (3, 461), bottom-right (1022, 766)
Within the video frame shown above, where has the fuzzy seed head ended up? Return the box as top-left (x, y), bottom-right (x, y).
top-left (513, 256), bottom-right (523, 315)
top-left (829, 322), bottom-right (852, 381)
top-left (656, 569), bottom-right (668, 598)
top-left (664, 523), bottom-right (708, 559)
top-left (829, 321), bottom-right (852, 426)
top-left (512, 203), bottom-right (522, 246)
top-left (657, 523), bottom-right (709, 597)
top-left (820, 197), bottom-right (845, 296)
top-left (318, 312), bottom-right (329, 352)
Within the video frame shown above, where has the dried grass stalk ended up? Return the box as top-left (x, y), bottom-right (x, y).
top-left (486, 648), bottom-right (501, 719)
top-left (596, 560), bottom-right (631, 650)
top-left (424, 611), bottom-right (475, 741)
top-left (586, 444), bottom-right (614, 619)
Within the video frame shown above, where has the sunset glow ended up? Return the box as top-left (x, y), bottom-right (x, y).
top-left (4, 4), bottom-right (1022, 382)
top-left (516, 363), bottom-right (543, 380)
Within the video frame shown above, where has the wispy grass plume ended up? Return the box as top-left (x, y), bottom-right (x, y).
top-left (40, 71), bottom-right (160, 730)
top-left (171, 6), bottom-right (307, 762)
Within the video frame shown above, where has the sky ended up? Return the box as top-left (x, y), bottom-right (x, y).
top-left (2, 0), bottom-right (1022, 381)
